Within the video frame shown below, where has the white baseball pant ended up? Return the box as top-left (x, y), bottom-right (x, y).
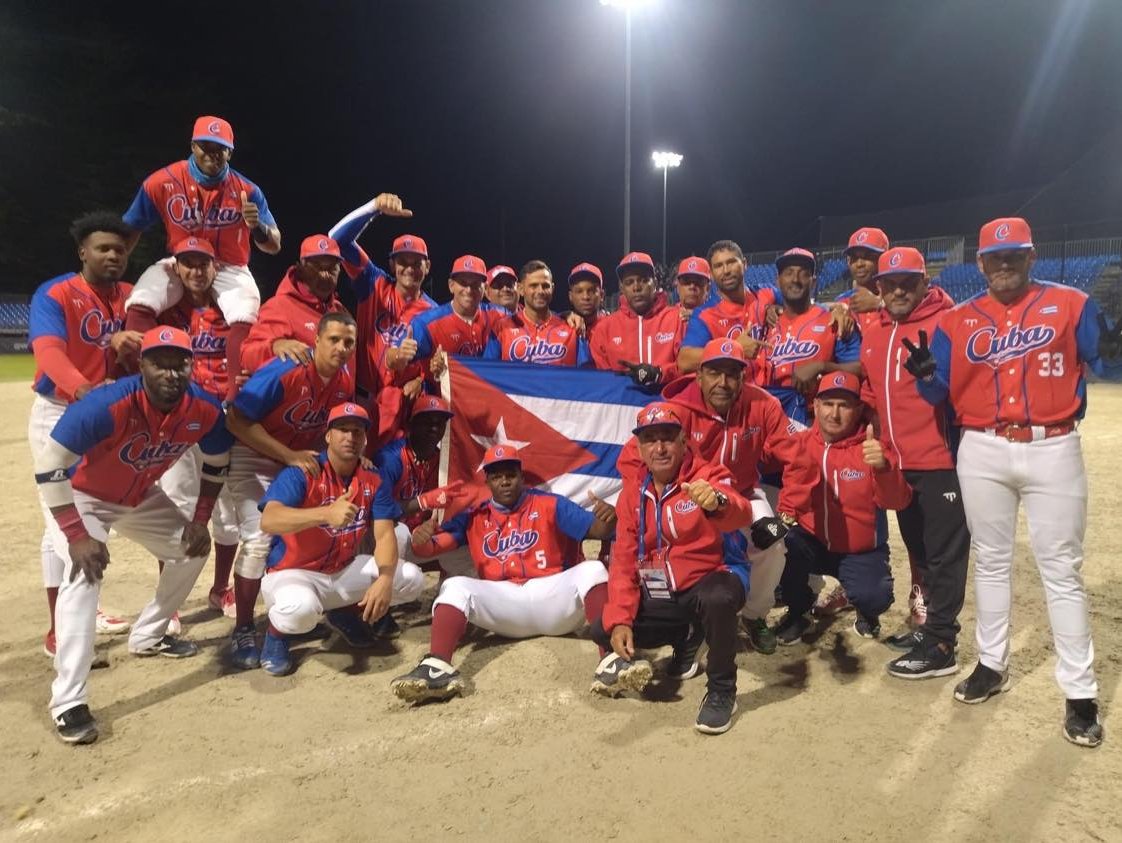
top-left (261, 555), bottom-right (425, 635)
top-left (160, 444), bottom-right (240, 545)
top-left (956, 429), bottom-right (1096, 699)
top-left (48, 486), bottom-right (207, 719)
top-left (226, 444), bottom-right (282, 581)
top-left (432, 560), bottom-right (608, 639)
top-left (741, 488), bottom-right (788, 620)
top-left (393, 522), bottom-right (474, 577)
top-left (126, 257), bottom-right (260, 324)
top-left (28, 394), bottom-right (68, 589)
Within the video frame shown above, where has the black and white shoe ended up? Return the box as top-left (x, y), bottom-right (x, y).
top-left (695, 690), bottom-right (738, 735)
top-left (666, 626), bottom-right (706, 680)
top-left (371, 613), bottom-right (402, 640)
top-left (325, 609), bottom-right (380, 648)
top-left (130, 635), bottom-right (198, 658)
top-left (886, 639), bottom-right (958, 680)
top-left (590, 653), bottom-right (653, 697)
top-left (953, 662), bottom-right (1010, 704)
top-left (852, 615), bottom-right (881, 640)
top-left (885, 628), bottom-right (922, 652)
top-left (54, 704), bottom-right (98, 745)
top-left (774, 612), bottom-right (812, 647)
top-left (1063, 699), bottom-right (1104, 748)
top-left (391, 655), bottom-right (465, 703)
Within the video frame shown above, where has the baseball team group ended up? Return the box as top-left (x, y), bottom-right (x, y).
top-left (27, 115), bottom-right (1122, 747)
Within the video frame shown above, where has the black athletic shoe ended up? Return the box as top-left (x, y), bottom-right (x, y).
top-left (391, 655), bottom-right (465, 703)
top-left (591, 653), bottom-right (653, 696)
top-left (953, 662), bottom-right (1010, 704)
top-left (666, 625), bottom-right (706, 680)
top-left (852, 615), bottom-right (880, 640)
top-left (130, 635), bottom-right (198, 658)
top-left (695, 690), bottom-right (738, 735)
top-left (886, 628), bottom-right (922, 652)
top-left (1063, 699), bottom-right (1104, 748)
top-left (774, 612), bottom-right (812, 647)
top-left (325, 609), bottom-right (380, 648)
top-left (371, 613), bottom-right (402, 640)
top-left (886, 639), bottom-right (958, 680)
top-left (54, 704), bottom-right (98, 745)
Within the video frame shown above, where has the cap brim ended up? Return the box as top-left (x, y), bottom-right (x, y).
top-left (192, 135), bottom-right (233, 149)
top-left (677, 273), bottom-right (710, 282)
top-left (302, 252), bottom-right (342, 261)
top-left (390, 248), bottom-right (428, 258)
top-left (844, 245), bottom-right (886, 256)
top-left (411, 408), bottom-right (454, 419)
top-left (174, 248), bottom-right (214, 259)
top-left (873, 268), bottom-right (924, 281)
top-left (142, 343), bottom-right (193, 356)
top-left (452, 272), bottom-right (487, 283)
top-left (482, 458), bottom-right (522, 471)
top-left (977, 242), bottom-right (1033, 255)
top-left (632, 422), bottom-right (683, 435)
top-left (568, 273), bottom-right (602, 286)
top-left (616, 263), bottom-right (655, 278)
top-left (329, 416), bottom-right (371, 429)
top-left (700, 355), bottom-right (747, 368)
top-left (815, 388), bottom-right (861, 400)
top-left (776, 257), bottom-right (816, 271)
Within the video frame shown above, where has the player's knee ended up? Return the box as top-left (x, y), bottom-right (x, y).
top-left (393, 562), bottom-right (425, 605)
top-left (126, 258), bottom-right (179, 310)
top-left (571, 559), bottom-right (609, 596)
top-left (267, 585), bottom-right (321, 635)
top-left (698, 573), bottom-right (745, 617)
top-left (843, 571), bottom-right (893, 618)
top-left (234, 537), bottom-right (270, 579)
top-left (432, 576), bottom-right (473, 616)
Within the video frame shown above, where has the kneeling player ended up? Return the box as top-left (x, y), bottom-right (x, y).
top-left (390, 445), bottom-right (616, 703)
top-left (591, 403), bottom-right (753, 735)
top-left (256, 403), bottom-right (424, 676)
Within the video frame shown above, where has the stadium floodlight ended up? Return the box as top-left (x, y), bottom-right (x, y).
top-left (652, 151), bottom-right (683, 265)
top-left (600, 0), bottom-right (652, 9)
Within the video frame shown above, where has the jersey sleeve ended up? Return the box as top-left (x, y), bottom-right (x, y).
top-left (122, 185), bottom-right (159, 231)
top-left (833, 324), bottom-right (862, 363)
top-left (552, 495), bottom-right (596, 542)
top-left (916, 323), bottom-right (952, 405)
top-left (405, 313), bottom-right (434, 359)
top-left (328, 200), bottom-right (379, 267)
top-left (682, 310), bottom-right (714, 348)
top-left (575, 335), bottom-right (593, 368)
top-left (259, 466), bottom-right (309, 510)
top-left (28, 284), bottom-right (68, 343)
top-left (233, 360), bottom-right (288, 420)
top-left (438, 510), bottom-right (471, 547)
top-left (373, 447), bottom-right (405, 520)
top-left (198, 400), bottom-right (235, 455)
top-left (49, 389), bottom-right (117, 455)
top-left (370, 477), bottom-right (396, 521)
top-left (247, 184), bottom-right (277, 229)
top-left (481, 333), bottom-right (501, 360)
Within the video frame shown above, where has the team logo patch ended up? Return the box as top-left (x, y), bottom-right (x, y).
top-left (318, 238), bottom-right (330, 251)
top-left (965, 324), bottom-right (1056, 369)
top-left (839, 468), bottom-right (865, 481)
top-left (79, 312), bottom-right (125, 349)
top-left (812, 325), bottom-right (827, 333)
top-left (187, 422), bottom-right (201, 431)
top-left (283, 399), bottom-right (330, 432)
top-left (207, 120), bottom-right (222, 135)
top-left (655, 332), bottom-right (675, 344)
top-left (673, 499), bottom-right (699, 514)
top-left (889, 252), bottom-right (903, 268)
top-left (719, 340), bottom-right (735, 355)
top-left (1040, 305), bottom-right (1058, 315)
top-left (166, 195), bottom-right (242, 230)
top-left (856, 230), bottom-right (869, 243)
top-left (119, 434), bottom-right (191, 472)
top-left (193, 331), bottom-right (225, 353)
top-left (508, 335), bottom-right (568, 363)
top-left (994, 223), bottom-right (1011, 241)
top-left (481, 528), bottom-right (540, 560)
top-left (769, 336), bottom-right (822, 367)
top-left (159, 328), bottom-right (175, 342)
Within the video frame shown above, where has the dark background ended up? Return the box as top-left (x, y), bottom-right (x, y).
top-left (2, 0), bottom-right (1120, 303)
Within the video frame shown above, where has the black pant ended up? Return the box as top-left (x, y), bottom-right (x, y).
top-left (895, 469), bottom-right (970, 646)
top-left (591, 570), bottom-right (745, 693)
top-left (782, 526), bottom-right (894, 625)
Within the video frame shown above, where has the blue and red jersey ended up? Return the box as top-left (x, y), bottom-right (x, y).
top-left (484, 311), bottom-right (592, 366)
top-left (403, 302), bottom-right (507, 360)
top-left (48, 376), bottom-right (231, 506)
top-left (123, 160), bottom-right (276, 266)
top-left (29, 273), bottom-right (132, 403)
top-left (373, 437), bottom-right (440, 530)
top-left (233, 357), bottom-right (355, 453)
top-left (260, 454), bottom-right (395, 575)
top-left (439, 489), bottom-right (594, 583)
top-left (682, 287), bottom-right (780, 349)
top-left (158, 297), bottom-right (230, 401)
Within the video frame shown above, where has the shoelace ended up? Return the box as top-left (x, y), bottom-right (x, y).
top-left (234, 630), bottom-right (255, 649)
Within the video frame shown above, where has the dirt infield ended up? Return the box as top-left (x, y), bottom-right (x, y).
top-left (2, 380), bottom-right (1120, 842)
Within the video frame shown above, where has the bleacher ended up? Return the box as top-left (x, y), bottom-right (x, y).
top-left (932, 253), bottom-right (1119, 303)
top-left (0, 302), bottom-right (30, 336)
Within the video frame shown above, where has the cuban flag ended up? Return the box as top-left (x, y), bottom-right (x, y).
top-left (438, 358), bottom-right (653, 513)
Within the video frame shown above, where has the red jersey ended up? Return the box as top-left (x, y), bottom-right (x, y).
top-left (373, 437), bottom-right (440, 530)
top-left (405, 301), bottom-right (507, 360)
top-left (232, 357), bottom-right (355, 453)
top-left (438, 489), bottom-right (594, 583)
top-left (260, 454), bottom-right (395, 575)
top-left (158, 297), bottom-right (230, 401)
top-left (681, 288), bottom-right (780, 349)
top-left (755, 305), bottom-right (861, 389)
top-left (241, 268), bottom-right (349, 372)
top-left (589, 293), bottom-right (685, 383)
top-left (485, 310), bottom-right (592, 366)
top-left (29, 273), bottom-right (132, 403)
top-left (859, 287), bottom-right (955, 471)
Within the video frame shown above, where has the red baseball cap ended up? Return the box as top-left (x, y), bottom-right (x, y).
top-left (676, 256), bottom-right (712, 281)
top-left (776, 248), bottom-right (817, 272)
top-left (845, 227), bottom-right (890, 255)
top-left (140, 326), bottom-right (193, 356)
top-left (699, 337), bottom-right (747, 369)
top-left (451, 255), bottom-right (487, 281)
top-left (568, 262), bottom-right (604, 288)
top-left (617, 251), bottom-right (656, 278)
top-left (172, 237), bottom-right (215, 259)
top-left (300, 235), bottom-right (342, 261)
top-left (815, 371), bottom-right (862, 400)
top-left (411, 394), bottom-right (454, 419)
top-left (632, 401), bottom-right (684, 434)
top-left (191, 115), bottom-right (234, 150)
top-left (327, 402), bottom-right (371, 429)
top-left (874, 247), bottom-right (926, 280)
top-left (390, 234), bottom-right (429, 259)
top-left (481, 443), bottom-right (522, 470)
top-left (978, 217), bottom-right (1034, 256)
top-left (487, 265), bottom-right (518, 286)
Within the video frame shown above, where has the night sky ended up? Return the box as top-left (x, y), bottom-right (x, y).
top-left (2, 0), bottom-right (1120, 302)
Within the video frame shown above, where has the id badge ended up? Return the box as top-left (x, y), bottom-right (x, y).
top-left (638, 548), bottom-right (672, 600)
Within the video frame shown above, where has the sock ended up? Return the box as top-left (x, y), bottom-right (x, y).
top-left (430, 604), bottom-right (468, 662)
top-left (225, 322), bottom-right (251, 401)
top-left (234, 574), bottom-right (261, 628)
top-left (583, 583), bottom-right (609, 657)
top-left (46, 587), bottom-right (58, 636)
top-left (266, 622), bottom-right (285, 639)
top-left (212, 543), bottom-right (236, 592)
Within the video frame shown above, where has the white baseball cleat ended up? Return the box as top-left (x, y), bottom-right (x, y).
top-left (391, 655), bottom-right (466, 703)
top-left (96, 609), bottom-right (131, 635)
top-left (590, 653), bottom-right (653, 697)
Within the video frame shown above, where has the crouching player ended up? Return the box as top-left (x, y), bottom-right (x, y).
top-left (256, 403), bottom-right (424, 676)
top-left (390, 444), bottom-right (616, 703)
top-left (591, 402), bottom-right (754, 735)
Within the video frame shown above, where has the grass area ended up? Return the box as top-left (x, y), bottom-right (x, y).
top-left (0, 354), bottom-right (35, 382)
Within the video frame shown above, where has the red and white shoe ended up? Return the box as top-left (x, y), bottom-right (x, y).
top-left (167, 612), bottom-right (182, 636)
top-left (44, 631), bottom-right (56, 657)
top-left (208, 588), bottom-right (236, 619)
top-left (96, 609), bottom-right (131, 635)
top-left (908, 584), bottom-right (928, 627)
top-left (812, 582), bottom-right (852, 617)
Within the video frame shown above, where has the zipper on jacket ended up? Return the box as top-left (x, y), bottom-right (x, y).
top-left (637, 316), bottom-right (645, 364)
top-left (884, 322), bottom-right (903, 470)
top-left (821, 443), bottom-right (832, 550)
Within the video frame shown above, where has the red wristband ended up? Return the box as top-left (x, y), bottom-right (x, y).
top-left (55, 505), bottom-right (90, 543)
top-left (192, 496), bottom-right (216, 525)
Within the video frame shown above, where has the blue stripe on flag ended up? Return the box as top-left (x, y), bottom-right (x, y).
top-left (458, 358), bottom-right (653, 407)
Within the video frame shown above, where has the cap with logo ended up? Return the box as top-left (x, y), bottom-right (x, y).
top-left (978, 217), bottom-right (1034, 256)
top-left (481, 444), bottom-right (522, 470)
top-left (632, 401), bottom-right (685, 434)
top-left (451, 255), bottom-right (488, 282)
top-left (140, 326), bottom-right (193, 356)
top-left (815, 371), bottom-right (863, 400)
top-left (390, 234), bottom-right (429, 259)
top-left (299, 235), bottom-right (342, 261)
top-left (699, 338), bottom-right (747, 369)
top-left (676, 256), bottom-right (712, 281)
top-left (410, 394), bottom-right (454, 419)
top-left (487, 265), bottom-right (518, 287)
top-left (327, 402), bottom-right (372, 429)
top-left (775, 248), bottom-right (817, 273)
top-left (844, 227), bottom-right (890, 255)
top-left (172, 237), bottom-right (216, 259)
top-left (568, 262), bottom-right (604, 288)
top-left (191, 115), bottom-right (234, 150)
top-left (616, 251), bottom-right (656, 278)
top-left (874, 247), bottom-right (926, 280)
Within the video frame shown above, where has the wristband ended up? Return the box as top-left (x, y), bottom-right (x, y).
top-left (251, 224), bottom-right (269, 244)
top-left (192, 496), bottom-right (216, 525)
top-left (55, 505), bottom-right (90, 543)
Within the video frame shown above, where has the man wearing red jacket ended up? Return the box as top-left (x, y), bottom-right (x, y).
top-left (592, 403), bottom-right (753, 736)
top-left (590, 252), bottom-right (685, 391)
top-left (774, 372), bottom-right (913, 643)
top-left (565, 262), bottom-right (610, 332)
top-left (860, 248), bottom-right (969, 679)
top-left (240, 236), bottom-right (349, 372)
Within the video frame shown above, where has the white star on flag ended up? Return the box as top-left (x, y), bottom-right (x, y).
top-left (470, 417), bottom-right (530, 471)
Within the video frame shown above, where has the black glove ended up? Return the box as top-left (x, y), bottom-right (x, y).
top-left (750, 516), bottom-right (788, 550)
top-left (1099, 313), bottom-right (1122, 360)
top-left (900, 329), bottom-right (936, 380)
top-left (620, 361), bottom-right (662, 392)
